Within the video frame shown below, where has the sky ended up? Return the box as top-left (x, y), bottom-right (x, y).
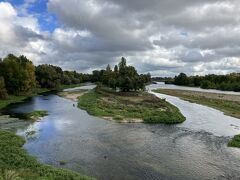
top-left (0, 0), bottom-right (240, 76)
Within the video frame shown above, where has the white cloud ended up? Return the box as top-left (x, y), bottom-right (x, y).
top-left (0, 0), bottom-right (240, 76)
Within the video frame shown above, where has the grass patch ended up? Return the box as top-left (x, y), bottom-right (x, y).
top-left (228, 134), bottom-right (240, 148)
top-left (0, 130), bottom-right (92, 180)
top-left (154, 89), bottom-right (240, 119)
top-left (10, 110), bottom-right (48, 121)
top-left (0, 88), bottom-right (52, 110)
top-left (0, 95), bottom-right (29, 110)
top-left (78, 86), bottom-right (185, 124)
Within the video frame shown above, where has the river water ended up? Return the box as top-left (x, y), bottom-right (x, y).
top-left (3, 84), bottom-right (240, 180)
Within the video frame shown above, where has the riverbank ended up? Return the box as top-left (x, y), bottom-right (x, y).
top-left (58, 89), bottom-right (88, 102)
top-left (0, 88), bottom-right (50, 110)
top-left (0, 86), bottom-right (92, 179)
top-left (0, 84), bottom-right (85, 111)
top-left (78, 86), bottom-right (185, 124)
top-left (154, 89), bottom-right (240, 119)
top-left (0, 130), bottom-right (92, 180)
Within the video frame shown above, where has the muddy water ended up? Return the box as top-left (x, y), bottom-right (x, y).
top-left (3, 84), bottom-right (240, 180)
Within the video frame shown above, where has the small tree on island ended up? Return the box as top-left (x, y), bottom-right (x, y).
top-left (92, 57), bottom-right (151, 92)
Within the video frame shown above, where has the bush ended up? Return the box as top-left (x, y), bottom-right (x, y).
top-left (228, 134), bottom-right (240, 148)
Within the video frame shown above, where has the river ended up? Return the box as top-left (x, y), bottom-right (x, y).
top-left (2, 84), bottom-right (240, 180)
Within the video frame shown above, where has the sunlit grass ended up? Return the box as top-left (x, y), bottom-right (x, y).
top-left (78, 87), bottom-right (185, 124)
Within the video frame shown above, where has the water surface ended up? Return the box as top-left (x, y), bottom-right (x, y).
top-left (3, 84), bottom-right (240, 180)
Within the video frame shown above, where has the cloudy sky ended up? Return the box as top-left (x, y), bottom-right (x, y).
top-left (0, 0), bottom-right (240, 76)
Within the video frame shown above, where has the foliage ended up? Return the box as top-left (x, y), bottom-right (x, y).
top-left (10, 110), bottom-right (48, 121)
top-left (0, 77), bottom-right (8, 99)
top-left (0, 54), bottom-right (36, 95)
top-left (78, 86), bottom-right (185, 124)
top-left (174, 73), bottom-right (189, 86)
top-left (35, 65), bottom-right (91, 89)
top-left (91, 57), bottom-right (151, 92)
top-left (172, 72), bottom-right (240, 92)
top-left (0, 54), bottom-right (91, 100)
top-left (36, 64), bottom-right (62, 89)
top-left (0, 130), bottom-right (92, 180)
top-left (228, 134), bottom-right (240, 148)
top-left (0, 95), bottom-right (30, 110)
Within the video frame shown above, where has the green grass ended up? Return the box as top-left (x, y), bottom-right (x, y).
top-left (0, 84), bottom-right (84, 111)
top-left (11, 110), bottom-right (48, 121)
top-left (0, 88), bottom-right (52, 110)
top-left (0, 130), bottom-right (92, 180)
top-left (0, 95), bottom-right (29, 110)
top-left (228, 134), bottom-right (240, 148)
top-left (78, 87), bottom-right (185, 124)
top-left (154, 89), bottom-right (240, 119)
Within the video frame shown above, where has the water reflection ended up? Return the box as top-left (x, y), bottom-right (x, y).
top-left (148, 84), bottom-right (240, 136)
top-left (3, 84), bottom-right (240, 180)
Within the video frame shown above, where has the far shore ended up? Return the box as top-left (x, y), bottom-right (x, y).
top-left (58, 89), bottom-right (88, 102)
top-left (154, 88), bottom-right (240, 119)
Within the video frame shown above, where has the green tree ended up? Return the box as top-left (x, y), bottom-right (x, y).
top-left (174, 73), bottom-right (189, 86)
top-left (35, 64), bottom-right (62, 89)
top-left (0, 76), bottom-right (8, 99)
top-left (0, 54), bottom-right (36, 94)
top-left (114, 65), bottom-right (118, 73)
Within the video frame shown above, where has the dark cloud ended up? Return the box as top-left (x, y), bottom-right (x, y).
top-left (0, 0), bottom-right (240, 76)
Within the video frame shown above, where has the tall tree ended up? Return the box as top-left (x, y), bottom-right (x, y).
top-left (0, 54), bottom-right (36, 94)
top-left (0, 76), bottom-right (8, 99)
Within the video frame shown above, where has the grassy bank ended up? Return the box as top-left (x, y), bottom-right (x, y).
top-left (0, 84), bottom-right (86, 110)
top-left (0, 95), bottom-right (30, 110)
top-left (0, 130), bottom-right (92, 180)
top-left (228, 135), bottom-right (240, 148)
top-left (78, 86), bottom-right (185, 124)
top-left (0, 85), bottom-right (92, 179)
top-left (154, 89), bottom-right (240, 119)
top-left (10, 110), bottom-right (48, 121)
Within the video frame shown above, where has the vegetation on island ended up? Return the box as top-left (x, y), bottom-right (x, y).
top-left (228, 134), bottom-right (240, 148)
top-left (0, 130), bottom-right (92, 180)
top-left (79, 86), bottom-right (185, 124)
top-left (9, 110), bottom-right (48, 121)
top-left (78, 58), bottom-right (185, 124)
top-left (154, 89), bottom-right (240, 119)
top-left (154, 72), bottom-right (240, 92)
top-left (92, 57), bottom-right (151, 92)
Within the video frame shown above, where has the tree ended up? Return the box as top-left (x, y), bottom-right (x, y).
top-left (0, 54), bottom-right (36, 94)
top-left (106, 64), bottom-right (111, 72)
top-left (118, 57), bottom-right (127, 72)
top-left (0, 76), bottom-right (8, 99)
top-left (174, 73), bottom-right (189, 86)
top-left (35, 64), bottom-right (62, 89)
top-left (114, 65), bottom-right (118, 73)
top-left (96, 57), bottom-right (151, 92)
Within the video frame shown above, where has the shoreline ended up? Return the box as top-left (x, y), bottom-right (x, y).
top-left (153, 88), bottom-right (240, 119)
top-left (0, 86), bottom-right (93, 179)
top-left (77, 87), bottom-right (185, 124)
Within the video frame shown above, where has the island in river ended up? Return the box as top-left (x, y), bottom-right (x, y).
top-left (60, 85), bottom-right (186, 124)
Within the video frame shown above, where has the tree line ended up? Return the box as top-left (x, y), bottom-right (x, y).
top-left (92, 57), bottom-right (151, 91)
top-left (0, 54), bottom-right (91, 99)
top-left (162, 72), bottom-right (240, 92)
